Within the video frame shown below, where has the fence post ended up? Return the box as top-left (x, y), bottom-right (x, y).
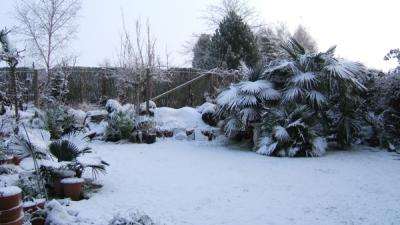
top-left (32, 63), bottom-right (39, 107)
top-left (146, 68), bottom-right (150, 114)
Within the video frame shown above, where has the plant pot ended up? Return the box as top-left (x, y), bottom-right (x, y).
top-left (31, 217), bottom-right (45, 225)
top-left (11, 156), bottom-right (22, 166)
top-left (0, 215), bottom-right (24, 225)
top-left (61, 178), bottom-right (84, 201)
top-left (0, 156), bottom-right (13, 165)
top-left (22, 199), bottom-right (46, 214)
top-left (0, 215), bottom-right (23, 225)
top-left (0, 204), bottom-right (22, 223)
top-left (0, 187), bottom-right (22, 211)
top-left (50, 170), bottom-right (75, 197)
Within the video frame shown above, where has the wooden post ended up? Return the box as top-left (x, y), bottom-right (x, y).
top-left (10, 65), bottom-right (19, 121)
top-left (32, 63), bottom-right (39, 107)
top-left (145, 68), bottom-right (150, 114)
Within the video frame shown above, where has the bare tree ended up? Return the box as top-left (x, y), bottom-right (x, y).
top-left (0, 28), bottom-right (23, 121)
top-left (117, 15), bottom-right (168, 113)
top-left (15, 0), bottom-right (82, 81)
top-left (292, 25), bottom-right (318, 53)
top-left (203, 0), bottom-right (260, 28)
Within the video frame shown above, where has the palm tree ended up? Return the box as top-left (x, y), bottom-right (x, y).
top-left (216, 39), bottom-right (367, 156)
top-left (263, 38), bottom-right (366, 148)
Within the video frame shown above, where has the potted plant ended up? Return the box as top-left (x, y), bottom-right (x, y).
top-left (29, 208), bottom-right (46, 225)
top-left (0, 153), bottom-right (13, 165)
top-left (0, 186), bottom-right (23, 225)
top-left (61, 178), bottom-right (84, 201)
top-left (0, 186), bottom-right (22, 210)
top-left (0, 203), bottom-right (22, 223)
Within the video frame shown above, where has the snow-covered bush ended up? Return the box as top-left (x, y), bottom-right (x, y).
top-left (256, 105), bottom-right (326, 157)
top-left (109, 210), bottom-right (158, 225)
top-left (42, 106), bottom-right (78, 139)
top-left (45, 200), bottom-right (92, 225)
top-left (105, 111), bottom-right (135, 142)
top-left (104, 100), bottom-right (156, 143)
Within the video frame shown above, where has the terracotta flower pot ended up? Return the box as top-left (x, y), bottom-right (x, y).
top-left (31, 217), bottom-right (45, 225)
top-left (23, 199), bottom-right (46, 214)
top-left (0, 204), bottom-right (22, 223)
top-left (61, 178), bottom-right (84, 201)
top-left (11, 156), bottom-right (22, 166)
top-left (50, 170), bottom-right (76, 197)
top-left (0, 215), bottom-right (24, 225)
top-left (0, 187), bottom-right (22, 211)
top-left (0, 156), bottom-right (13, 165)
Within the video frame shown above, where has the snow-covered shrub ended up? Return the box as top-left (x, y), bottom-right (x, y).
top-left (104, 100), bottom-right (156, 143)
top-left (109, 210), bottom-right (158, 225)
top-left (105, 111), bottom-right (135, 142)
top-left (43, 106), bottom-right (77, 139)
top-left (45, 200), bottom-right (91, 225)
top-left (106, 99), bottom-right (123, 113)
top-left (198, 102), bottom-right (218, 126)
top-left (256, 105), bottom-right (326, 157)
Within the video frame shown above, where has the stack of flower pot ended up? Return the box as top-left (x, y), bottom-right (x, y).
top-left (0, 186), bottom-right (24, 225)
top-left (23, 199), bottom-right (46, 225)
top-left (61, 178), bottom-right (84, 201)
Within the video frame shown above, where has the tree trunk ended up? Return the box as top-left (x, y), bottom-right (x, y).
top-left (10, 65), bottom-right (19, 121)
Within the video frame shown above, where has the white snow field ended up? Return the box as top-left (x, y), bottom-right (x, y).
top-left (69, 140), bottom-right (400, 225)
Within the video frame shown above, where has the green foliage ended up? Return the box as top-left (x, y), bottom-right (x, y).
top-left (257, 105), bottom-right (326, 157)
top-left (105, 111), bottom-right (134, 142)
top-left (192, 34), bottom-right (216, 70)
top-left (210, 11), bottom-right (260, 69)
top-left (49, 140), bottom-right (91, 162)
top-left (44, 107), bottom-right (77, 139)
top-left (216, 38), bottom-right (367, 156)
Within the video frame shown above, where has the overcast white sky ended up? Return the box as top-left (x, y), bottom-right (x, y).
top-left (1, 0), bottom-right (399, 71)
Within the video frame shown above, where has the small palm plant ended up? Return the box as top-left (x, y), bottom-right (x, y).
top-left (49, 132), bottom-right (108, 178)
top-left (256, 105), bottom-right (326, 157)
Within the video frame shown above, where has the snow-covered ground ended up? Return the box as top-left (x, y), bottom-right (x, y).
top-left (69, 140), bottom-right (400, 225)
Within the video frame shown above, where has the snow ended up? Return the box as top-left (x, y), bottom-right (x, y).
top-left (61, 178), bottom-right (84, 184)
top-left (68, 141), bottom-right (400, 225)
top-left (0, 186), bottom-right (21, 197)
top-left (154, 107), bottom-right (209, 132)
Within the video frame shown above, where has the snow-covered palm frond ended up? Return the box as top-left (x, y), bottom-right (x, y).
top-left (259, 88), bottom-right (281, 101)
top-left (263, 60), bottom-right (296, 76)
top-left (240, 108), bottom-right (259, 123)
top-left (256, 136), bottom-right (277, 156)
top-left (273, 126), bottom-right (290, 142)
top-left (216, 85), bottom-right (239, 110)
top-left (310, 137), bottom-right (327, 157)
top-left (292, 72), bottom-right (317, 89)
top-left (323, 58), bottom-right (366, 90)
top-left (288, 147), bottom-right (300, 157)
top-left (238, 94), bottom-right (258, 107)
top-left (307, 90), bottom-right (326, 108)
top-left (238, 80), bottom-right (272, 95)
top-left (224, 117), bottom-right (243, 137)
top-left (287, 119), bottom-right (305, 129)
top-left (283, 87), bottom-right (304, 102)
